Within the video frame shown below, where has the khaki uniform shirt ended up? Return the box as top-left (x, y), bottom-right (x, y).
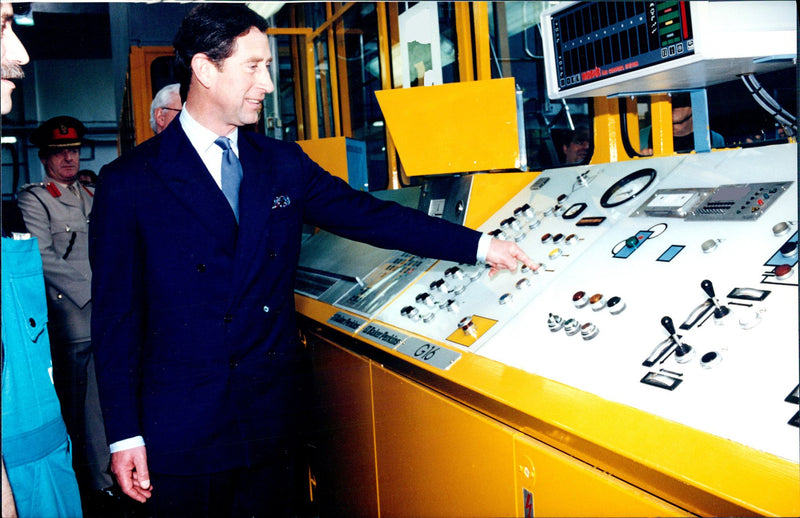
top-left (17, 181), bottom-right (94, 344)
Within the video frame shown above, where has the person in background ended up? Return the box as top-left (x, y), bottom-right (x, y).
top-left (90, 4), bottom-right (535, 517)
top-left (17, 116), bottom-right (120, 516)
top-left (1, 3), bottom-right (83, 517)
top-left (640, 93), bottom-right (724, 155)
top-left (149, 82), bottom-right (182, 134)
top-left (561, 125), bottom-right (592, 165)
top-left (78, 169), bottom-right (98, 186)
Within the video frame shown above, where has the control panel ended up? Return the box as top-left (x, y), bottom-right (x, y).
top-left (296, 143), bottom-right (798, 465)
top-left (375, 155), bottom-right (686, 351)
top-left (475, 143), bottom-right (798, 463)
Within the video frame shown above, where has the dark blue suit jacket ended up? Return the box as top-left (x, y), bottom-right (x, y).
top-left (89, 121), bottom-right (482, 475)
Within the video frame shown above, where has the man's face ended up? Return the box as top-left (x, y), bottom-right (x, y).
top-left (672, 106), bottom-right (693, 137)
top-left (155, 92), bottom-right (182, 133)
top-left (1, 2), bottom-right (30, 115)
top-left (563, 132), bottom-right (591, 164)
top-left (42, 148), bottom-right (81, 184)
top-left (207, 27), bottom-right (274, 133)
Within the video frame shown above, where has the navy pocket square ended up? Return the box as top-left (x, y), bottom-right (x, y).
top-left (272, 195), bottom-right (291, 209)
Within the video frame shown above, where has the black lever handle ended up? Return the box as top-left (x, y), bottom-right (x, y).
top-left (661, 316), bottom-right (676, 336)
top-left (701, 279), bottom-right (715, 299)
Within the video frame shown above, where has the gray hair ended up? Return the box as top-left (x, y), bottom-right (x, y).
top-left (149, 83), bottom-right (181, 133)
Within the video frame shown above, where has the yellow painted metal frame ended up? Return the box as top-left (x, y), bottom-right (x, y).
top-left (591, 97), bottom-right (625, 163)
top-left (268, 24), bottom-right (311, 140)
top-left (454, 3), bottom-right (474, 82)
top-left (333, 19), bottom-right (352, 138)
top-left (592, 94), bottom-right (676, 163)
top-left (128, 46), bottom-right (174, 145)
top-left (375, 2), bottom-right (400, 191)
top-left (472, 3), bottom-right (491, 80)
top-left (649, 93), bottom-right (675, 156)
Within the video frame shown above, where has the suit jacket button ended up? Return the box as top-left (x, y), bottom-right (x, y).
top-left (57, 293), bottom-right (64, 299)
top-left (229, 360), bottom-right (239, 369)
top-left (223, 314), bottom-right (233, 323)
top-left (262, 306), bottom-right (269, 313)
top-left (29, 318), bottom-right (36, 327)
top-left (269, 251), bottom-right (277, 258)
top-left (196, 263), bottom-right (207, 273)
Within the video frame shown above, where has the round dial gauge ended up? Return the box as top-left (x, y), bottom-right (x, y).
top-left (600, 168), bottom-right (657, 208)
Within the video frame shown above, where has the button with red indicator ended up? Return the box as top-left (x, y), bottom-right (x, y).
top-left (775, 264), bottom-right (794, 280)
top-left (573, 290), bottom-right (588, 308)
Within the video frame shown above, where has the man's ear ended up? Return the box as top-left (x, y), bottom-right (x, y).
top-left (191, 53), bottom-right (218, 89)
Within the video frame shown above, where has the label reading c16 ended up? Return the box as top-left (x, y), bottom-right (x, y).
top-left (396, 337), bottom-right (461, 370)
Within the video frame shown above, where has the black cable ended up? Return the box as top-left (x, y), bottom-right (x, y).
top-left (742, 74), bottom-right (796, 124)
top-left (617, 97), bottom-right (647, 158)
top-left (740, 74), bottom-right (796, 135)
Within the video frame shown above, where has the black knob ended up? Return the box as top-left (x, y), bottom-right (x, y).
top-left (701, 279), bottom-right (715, 298)
top-left (661, 316), bottom-right (676, 336)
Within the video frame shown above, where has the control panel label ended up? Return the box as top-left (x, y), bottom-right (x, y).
top-left (358, 323), bottom-right (406, 350)
top-left (327, 312), bottom-right (367, 333)
top-left (397, 338), bottom-right (461, 371)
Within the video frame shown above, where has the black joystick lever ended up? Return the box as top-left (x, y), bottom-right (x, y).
top-left (661, 316), bottom-right (694, 363)
top-left (701, 279), bottom-right (730, 320)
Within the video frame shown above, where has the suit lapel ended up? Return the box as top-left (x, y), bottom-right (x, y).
top-left (151, 123), bottom-right (238, 255)
top-left (229, 132), bottom-right (276, 299)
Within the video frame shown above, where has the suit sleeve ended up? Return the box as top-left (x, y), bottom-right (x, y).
top-left (17, 189), bottom-right (92, 307)
top-left (89, 164), bottom-right (145, 443)
top-left (294, 145), bottom-right (482, 265)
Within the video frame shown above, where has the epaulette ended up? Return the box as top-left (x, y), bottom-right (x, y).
top-left (21, 182), bottom-right (62, 197)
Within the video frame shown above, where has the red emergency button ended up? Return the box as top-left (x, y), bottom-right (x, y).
top-left (775, 264), bottom-right (794, 280)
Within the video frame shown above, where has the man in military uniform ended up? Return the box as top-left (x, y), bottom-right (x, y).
top-left (17, 116), bottom-right (115, 510)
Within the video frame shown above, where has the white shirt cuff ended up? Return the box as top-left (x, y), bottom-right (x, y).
top-left (476, 233), bottom-right (492, 263)
top-left (109, 436), bottom-right (145, 454)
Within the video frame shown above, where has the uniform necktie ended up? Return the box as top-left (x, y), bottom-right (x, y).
top-left (214, 136), bottom-right (243, 222)
top-left (68, 183), bottom-right (86, 216)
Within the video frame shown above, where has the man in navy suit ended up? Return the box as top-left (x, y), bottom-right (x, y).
top-left (89, 4), bottom-right (534, 517)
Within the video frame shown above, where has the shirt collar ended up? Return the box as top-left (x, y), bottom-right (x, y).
top-left (179, 105), bottom-right (239, 154)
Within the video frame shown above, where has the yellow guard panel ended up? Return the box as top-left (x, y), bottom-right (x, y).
top-left (375, 78), bottom-right (522, 176)
top-left (297, 137), bottom-right (350, 184)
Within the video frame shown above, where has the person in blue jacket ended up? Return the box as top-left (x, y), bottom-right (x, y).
top-left (89, 4), bottom-right (534, 517)
top-left (2, 3), bottom-right (83, 517)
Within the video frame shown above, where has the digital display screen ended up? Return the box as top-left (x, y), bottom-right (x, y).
top-left (551, 1), bottom-right (694, 92)
top-left (709, 185), bottom-right (750, 202)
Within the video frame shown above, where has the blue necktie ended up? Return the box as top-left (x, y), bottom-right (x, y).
top-left (214, 136), bottom-right (243, 222)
